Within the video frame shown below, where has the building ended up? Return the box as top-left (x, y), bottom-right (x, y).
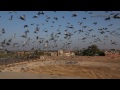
top-left (58, 50), bottom-right (75, 57)
top-left (49, 52), bottom-right (58, 56)
top-left (104, 49), bottom-right (120, 57)
top-left (58, 50), bottom-right (64, 56)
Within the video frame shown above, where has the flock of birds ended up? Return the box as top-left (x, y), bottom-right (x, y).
top-left (0, 11), bottom-right (120, 52)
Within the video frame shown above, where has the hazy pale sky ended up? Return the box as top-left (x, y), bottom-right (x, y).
top-left (0, 11), bottom-right (120, 51)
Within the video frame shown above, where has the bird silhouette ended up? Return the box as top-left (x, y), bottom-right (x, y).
top-left (1, 28), bottom-right (5, 34)
top-left (19, 15), bottom-right (25, 21)
top-left (24, 25), bottom-right (28, 28)
top-left (9, 15), bottom-right (13, 20)
top-left (33, 15), bottom-right (38, 18)
top-left (83, 17), bottom-right (86, 20)
top-left (54, 17), bottom-right (58, 20)
top-left (113, 13), bottom-right (120, 19)
top-left (93, 22), bottom-right (97, 25)
top-left (105, 17), bottom-right (110, 20)
top-left (72, 14), bottom-right (77, 17)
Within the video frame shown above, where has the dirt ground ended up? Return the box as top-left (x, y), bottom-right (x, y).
top-left (0, 56), bottom-right (120, 79)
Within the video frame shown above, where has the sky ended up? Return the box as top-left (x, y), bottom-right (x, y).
top-left (0, 11), bottom-right (120, 51)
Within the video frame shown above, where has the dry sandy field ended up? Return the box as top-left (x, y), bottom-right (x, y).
top-left (0, 56), bottom-right (120, 79)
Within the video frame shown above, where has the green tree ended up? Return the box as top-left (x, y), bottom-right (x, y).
top-left (82, 45), bottom-right (105, 56)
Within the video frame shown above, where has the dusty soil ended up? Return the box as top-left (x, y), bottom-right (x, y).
top-left (0, 56), bottom-right (120, 79)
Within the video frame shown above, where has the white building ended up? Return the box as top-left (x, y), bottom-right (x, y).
top-left (58, 50), bottom-right (75, 57)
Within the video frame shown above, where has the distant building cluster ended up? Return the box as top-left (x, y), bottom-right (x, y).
top-left (0, 49), bottom-right (120, 59)
top-left (103, 49), bottom-right (120, 57)
top-left (58, 50), bottom-right (75, 57)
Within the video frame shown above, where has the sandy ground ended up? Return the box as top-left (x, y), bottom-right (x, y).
top-left (0, 56), bottom-right (120, 79)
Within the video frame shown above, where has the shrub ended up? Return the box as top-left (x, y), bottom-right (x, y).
top-left (98, 51), bottom-right (105, 56)
top-left (81, 45), bottom-right (105, 56)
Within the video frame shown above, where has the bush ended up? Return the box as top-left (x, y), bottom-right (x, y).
top-left (81, 45), bottom-right (105, 56)
top-left (98, 51), bottom-right (105, 56)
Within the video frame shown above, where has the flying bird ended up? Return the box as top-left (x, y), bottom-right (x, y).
top-left (105, 17), bottom-right (110, 20)
top-left (24, 25), bottom-right (28, 28)
top-left (72, 14), bottom-right (77, 17)
top-left (33, 15), bottom-right (38, 18)
top-left (9, 15), bottom-right (13, 20)
top-left (1, 28), bottom-right (5, 34)
top-left (19, 15), bottom-right (25, 21)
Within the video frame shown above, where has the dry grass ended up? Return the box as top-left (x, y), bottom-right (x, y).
top-left (1, 56), bottom-right (120, 79)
